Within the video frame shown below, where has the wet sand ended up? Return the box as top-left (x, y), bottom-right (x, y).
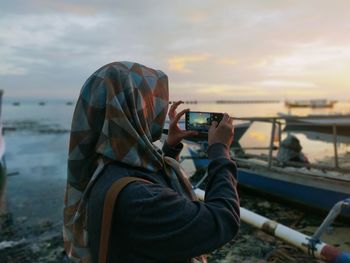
top-left (0, 122), bottom-right (349, 262)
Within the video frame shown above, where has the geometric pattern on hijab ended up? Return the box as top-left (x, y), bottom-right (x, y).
top-left (67, 61), bottom-right (169, 191)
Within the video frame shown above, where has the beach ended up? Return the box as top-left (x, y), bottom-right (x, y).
top-left (0, 101), bottom-right (349, 262)
top-left (3, 0), bottom-right (350, 261)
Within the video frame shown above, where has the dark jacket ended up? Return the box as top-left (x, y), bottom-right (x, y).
top-left (87, 143), bottom-right (240, 263)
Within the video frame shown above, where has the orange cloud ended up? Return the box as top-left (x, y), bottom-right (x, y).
top-left (216, 58), bottom-right (238, 65)
top-left (187, 12), bottom-right (209, 23)
top-left (168, 54), bottom-right (210, 73)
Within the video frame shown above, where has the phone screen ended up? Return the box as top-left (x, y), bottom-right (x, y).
top-left (185, 112), bottom-right (223, 132)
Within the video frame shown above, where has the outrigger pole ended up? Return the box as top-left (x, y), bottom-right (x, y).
top-left (194, 189), bottom-right (350, 263)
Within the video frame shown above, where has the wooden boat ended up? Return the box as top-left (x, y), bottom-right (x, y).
top-left (238, 158), bottom-right (350, 219)
top-left (285, 99), bottom-right (337, 108)
top-left (188, 149), bottom-right (350, 219)
top-left (185, 115), bottom-right (350, 219)
top-left (279, 113), bottom-right (350, 138)
top-left (294, 131), bottom-right (350, 144)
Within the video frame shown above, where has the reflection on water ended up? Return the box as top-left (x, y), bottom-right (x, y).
top-left (247, 130), bottom-right (268, 142)
top-left (3, 132), bottom-right (69, 225)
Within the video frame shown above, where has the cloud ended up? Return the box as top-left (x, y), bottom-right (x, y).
top-left (257, 80), bottom-right (316, 88)
top-left (0, 64), bottom-right (27, 76)
top-left (0, 13), bottom-right (115, 76)
top-left (1, 0), bottom-right (350, 100)
top-left (186, 11), bottom-right (209, 24)
top-left (257, 43), bottom-right (350, 77)
top-left (167, 54), bottom-right (210, 73)
top-left (169, 83), bottom-right (279, 101)
top-left (216, 58), bottom-right (238, 65)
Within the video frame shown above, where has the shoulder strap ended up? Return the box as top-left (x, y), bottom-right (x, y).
top-left (99, 176), bottom-right (151, 263)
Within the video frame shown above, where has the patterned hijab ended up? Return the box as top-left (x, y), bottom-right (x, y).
top-left (67, 61), bottom-right (171, 189)
top-left (66, 61), bottom-right (195, 199)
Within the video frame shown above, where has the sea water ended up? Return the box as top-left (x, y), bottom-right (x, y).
top-left (1, 100), bottom-right (350, 227)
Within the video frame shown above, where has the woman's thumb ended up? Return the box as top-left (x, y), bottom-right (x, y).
top-left (209, 121), bottom-right (218, 131)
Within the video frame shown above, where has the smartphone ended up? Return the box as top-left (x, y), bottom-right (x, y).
top-left (185, 111), bottom-right (224, 133)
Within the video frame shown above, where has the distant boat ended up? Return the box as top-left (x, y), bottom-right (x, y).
top-left (12, 102), bottom-right (20, 106)
top-left (66, 101), bottom-right (73, 106)
top-left (38, 102), bottom-right (46, 106)
top-left (285, 99), bottom-right (337, 108)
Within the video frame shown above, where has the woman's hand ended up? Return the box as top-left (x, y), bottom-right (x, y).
top-left (208, 113), bottom-right (234, 147)
top-left (166, 101), bottom-right (198, 147)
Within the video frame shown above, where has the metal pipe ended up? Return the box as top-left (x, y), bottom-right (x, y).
top-left (194, 171), bottom-right (208, 188)
top-left (312, 198), bottom-right (350, 241)
top-left (333, 125), bottom-right (339, 168)
top-left (278, 122), bottom-right (282, 146)
top-left (193, 189), bottom-right (350, 263)
top-left (229, 114), bottom-right (350, 123)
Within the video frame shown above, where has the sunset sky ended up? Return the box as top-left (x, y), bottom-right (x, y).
top-left (1, 0), bottom-right (350, 101)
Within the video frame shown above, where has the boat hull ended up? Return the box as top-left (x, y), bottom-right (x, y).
top-left (284, 121), bottom-right (350, 137)
top-left (280, 114), bottom-right (350, 137)
top-left (189, 154), bottom-right (350, 218)
top-left (237, 168), bottom-right (350, 219)
top-left (285, 99), bottom-right (337, 108)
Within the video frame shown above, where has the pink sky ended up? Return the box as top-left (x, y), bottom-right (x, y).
top-left (1, 1), bottom-right (350, 100)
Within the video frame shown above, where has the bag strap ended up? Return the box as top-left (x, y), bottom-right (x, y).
top-left (98, 176), bottom-right (151, 263)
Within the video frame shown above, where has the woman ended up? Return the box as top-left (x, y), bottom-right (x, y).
top-left (64, 61), bottom-right (240, 263)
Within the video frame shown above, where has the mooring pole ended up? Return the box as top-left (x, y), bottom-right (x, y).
top-left (332, 125), bottom-right (339, 169)
top-left (278, 122), bottom-right (282, 146)
top-left (268, 119), bottom-right (276, 168)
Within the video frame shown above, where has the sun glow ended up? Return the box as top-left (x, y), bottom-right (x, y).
top-left (168, 54), bottom-right (210, 73)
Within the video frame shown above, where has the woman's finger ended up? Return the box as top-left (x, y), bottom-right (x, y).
top-left (181, 130), bottom-right (199, 138)
top-left (219, 113), bottom-right (229, 126)
top-left (174, 108), bottom-right (189, 124)
top-left (228, 116), bottom-right (233, 125)
top-left (209, 121), bottom-right (218, 131)
top-left (168, 100), bottom-right (183, 119)
top-left (170, 100), bottom-right (183, 112)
